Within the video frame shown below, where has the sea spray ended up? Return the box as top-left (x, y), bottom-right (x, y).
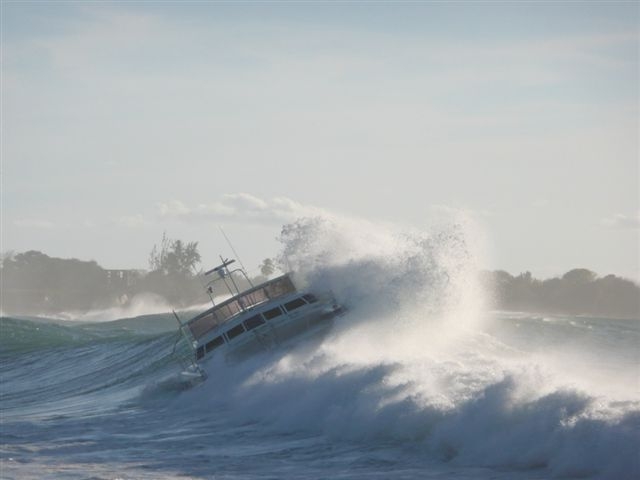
top-left (278, 213), bottom-right (486, 324)
top-left (4, 214), bottom-right (638, 479)
top-left (53, 293), bottom-right (174, 323)
top-left (185, 213), bottom-right (639, 479)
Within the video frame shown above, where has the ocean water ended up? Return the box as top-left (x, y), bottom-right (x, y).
top-left (2, 218), bottom-right (639, 479)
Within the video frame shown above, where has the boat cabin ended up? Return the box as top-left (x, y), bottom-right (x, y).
top-left (176, 258), bottom-right (342, 364)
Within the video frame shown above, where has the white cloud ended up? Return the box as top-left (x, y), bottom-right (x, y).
top-left (601, 213), bottom-right (640, 230)
top-left (114, 214), bottom-right (150, 228)
top-left (531, 199), bottom-right (550, 208)
top-left (13, 218), bottom-right (54, 229)
top-left (157, 193), bottom-right (324, 225)
top-left (158, 200), bottom-right (191, 217)
top-left (429, 204), bottom-right (494, 219)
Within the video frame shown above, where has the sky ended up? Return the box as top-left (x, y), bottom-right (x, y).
top-left (1, 1), bottom-right (639, 281)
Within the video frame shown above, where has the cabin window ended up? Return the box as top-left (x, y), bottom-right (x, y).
top-left (244, 315), bottom-right (265, 331)
top-left (196, 346), bottom-right (205, 360)
top-left (264, 275), bottom-right (296, 298)
top-left (242, 289), bottom-right (269, 309)
top-left (189, 312), bottom-right (219, 340)
top-left (303, 294), bottom-right (318, 303)
top-left (226, 323), bottom-right (245, 340)
top-left (205, 336), bottom-right (224, 352)
top-left (284, 297), bottom-right (307, 312)
top-left (217, 300), bottom-right (242, 323)
top-left (263, 306), bottom-right (283, 320)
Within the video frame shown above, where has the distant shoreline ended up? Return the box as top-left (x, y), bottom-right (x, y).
top-left (1, 250), bottom-right (638, 320)
top-left (489, 309), bottom-right (640, 322)
top-left (482, 269), bottom-right (640, 321)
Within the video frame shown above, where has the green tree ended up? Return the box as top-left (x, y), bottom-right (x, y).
top-left (259, 258), bottom-right (275, 277)
top-left (562, 268), bottom-right (597, 284)
top-left (148, 233), bottom-right (201, 276)
top-left (0, 250), bottom-right (109, 313)
top-left (140, 234), bottom-right (204, 306)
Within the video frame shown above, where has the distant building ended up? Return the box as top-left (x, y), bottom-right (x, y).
top-left (105, 269), bottom-right (145, 290)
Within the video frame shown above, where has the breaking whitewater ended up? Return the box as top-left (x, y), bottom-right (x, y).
top-left (2, 217), bottom-right (639, 479)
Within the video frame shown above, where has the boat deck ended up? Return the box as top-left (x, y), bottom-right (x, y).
top-left (186, 274), bottom-right (297, 340)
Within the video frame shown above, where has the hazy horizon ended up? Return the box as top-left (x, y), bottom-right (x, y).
top-left (4, 238), bottom-right (640, 286)
top-left (2, 2), bottom-right (638, 281)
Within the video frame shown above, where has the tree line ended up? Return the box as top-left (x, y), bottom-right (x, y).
top-left (1, 236), bottom-right (638, 319)
top-left (482, 268), bottom-right (639, 319)
top-left (0, 234), bottom-right (278, 316)
top-left (0, 234), bottom-right (206, 315)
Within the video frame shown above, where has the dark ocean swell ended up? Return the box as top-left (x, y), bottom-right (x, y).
top-left (0, 315), bottom-right (185, 421)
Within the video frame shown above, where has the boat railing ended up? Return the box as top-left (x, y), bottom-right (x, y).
top-left (186, 273), bottom-right (297, 340)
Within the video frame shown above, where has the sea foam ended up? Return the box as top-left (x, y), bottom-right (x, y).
top-left (184, 212), bottom-right (639, 479)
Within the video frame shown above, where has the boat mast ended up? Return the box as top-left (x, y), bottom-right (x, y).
top-left (219, 226), bottom-right (254, 288)
top-left (220, 255), bottom-right (242, 296)
top-left (204, 257), bottom-right (239, 298)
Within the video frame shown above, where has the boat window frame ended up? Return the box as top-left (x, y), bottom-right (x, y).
top-left (302, 293), bottom-right (319, 304)
top-left (225, 323), bottom-right (246, 340)
top-left (205, 335), bottom-right (225, 353)
top-left (284, 297), bottom-right (307, 312)
top-left (243, 314), bottom-right (266, 331)
top-left (263, 306), bottom-right (284, 320)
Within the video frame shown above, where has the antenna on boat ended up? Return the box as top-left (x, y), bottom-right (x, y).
top-left (219, 226), bottom-right (249, 274)
top-left (204, 257), bottom-right (236, 276)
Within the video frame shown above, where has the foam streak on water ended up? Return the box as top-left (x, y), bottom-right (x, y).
top-left (1, 214), bottom-right (639, 479)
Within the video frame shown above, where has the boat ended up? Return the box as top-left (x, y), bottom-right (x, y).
top-left (172, 258), bottom-right (344, 378)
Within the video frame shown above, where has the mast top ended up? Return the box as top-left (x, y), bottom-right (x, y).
top-left (204, 258), bottom-right (236, 276)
